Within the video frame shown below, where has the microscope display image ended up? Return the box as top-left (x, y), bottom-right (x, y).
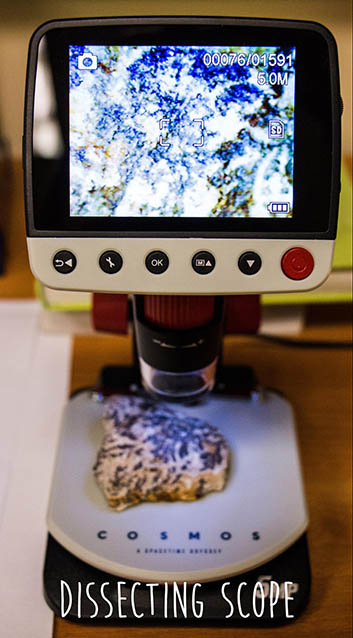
top-left (69, 44), bottom-right (295, 218)
top-left (93, 395), bottom-right (231, 512)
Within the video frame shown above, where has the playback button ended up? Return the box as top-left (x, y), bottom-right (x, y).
top-left (238, 251), bottom-right (262, 275)
top-left (53, 250), bottom-right (77, 274)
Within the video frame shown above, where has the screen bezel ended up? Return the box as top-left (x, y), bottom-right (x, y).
top-left (24, 17), bottom-right (341, 239)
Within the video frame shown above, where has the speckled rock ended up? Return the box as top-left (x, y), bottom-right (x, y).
top-left (93, 395), bottom-right (230, 511)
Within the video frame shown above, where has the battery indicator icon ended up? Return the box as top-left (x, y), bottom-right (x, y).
top-left (267, 202), bottom-right (291, 216)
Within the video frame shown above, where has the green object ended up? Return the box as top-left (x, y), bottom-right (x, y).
top-left (35, 279), bottom-right (91, 311)
top-left (263, 163), bottom-right (352, 305)
top-left (332, 162), bottom-right (352, 270)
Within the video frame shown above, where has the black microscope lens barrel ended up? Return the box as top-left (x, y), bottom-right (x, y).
top-left (133, 295), bottom-right (224, 374)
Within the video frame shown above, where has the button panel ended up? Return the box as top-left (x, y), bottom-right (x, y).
top-left (145, 251), bottom-right (169, 274)
top-left (53, 250), bottom-right (77, 274)
top-left (238, 251), bottom-right (262, 276)
top-left (192, 251), bottom-right (215, 274)
top-left (281, 247), bottom-right (314, 280)
top-left (51, 247), bottom-right (317, 281)
top-left (99, 250), bottom-right (123, 274)
top-left (35, 237), bottom-right (331, 295)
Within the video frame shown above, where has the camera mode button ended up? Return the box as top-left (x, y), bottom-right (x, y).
top-left (192, 251), bottom-right (215, 274)
top-left (146, 251), bottom-right (169, 274)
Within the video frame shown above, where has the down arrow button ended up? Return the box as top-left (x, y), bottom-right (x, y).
top-left (238, 251), bottom-right (262, 275)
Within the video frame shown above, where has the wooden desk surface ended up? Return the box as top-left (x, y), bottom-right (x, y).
top-left (0, 161), bottom-right (34, 298)
top-left (54, 325), bottom-right (352, 638)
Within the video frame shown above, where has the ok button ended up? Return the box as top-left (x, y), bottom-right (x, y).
top-left (145, 251), bottom-right (169, 274)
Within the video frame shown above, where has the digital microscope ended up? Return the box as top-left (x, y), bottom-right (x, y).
top-left (24, 16), bottom-right (341, 624)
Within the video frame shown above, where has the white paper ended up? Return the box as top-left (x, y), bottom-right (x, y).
top-left (0, 301), bottom-right (72, 638)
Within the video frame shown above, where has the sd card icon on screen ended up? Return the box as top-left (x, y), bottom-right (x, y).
top-left (268, 119), bottom-right (285, 139)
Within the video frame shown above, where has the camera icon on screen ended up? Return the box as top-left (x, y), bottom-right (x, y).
top-left (77, 53), bottom-right (98, 70)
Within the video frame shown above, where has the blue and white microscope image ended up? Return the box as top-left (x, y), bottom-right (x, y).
top-left (69, 45), bottom-right (295, 218)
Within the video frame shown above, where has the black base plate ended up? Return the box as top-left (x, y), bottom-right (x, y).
top-left (44, 533), bottom-right (310, 625)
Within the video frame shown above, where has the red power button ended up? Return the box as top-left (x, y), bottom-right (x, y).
top-left (281, 247), bottom-right (314, 280)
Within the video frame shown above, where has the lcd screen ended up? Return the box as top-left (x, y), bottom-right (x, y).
top-left (69, 45), bottom-right (296, 219)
